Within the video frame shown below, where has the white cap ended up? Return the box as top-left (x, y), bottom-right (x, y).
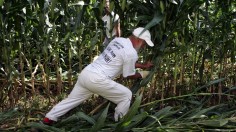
top-left (132, 27), bottom-right (154, 47)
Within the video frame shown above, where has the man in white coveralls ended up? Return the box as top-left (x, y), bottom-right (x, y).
top-left (43, 27), bottom-right (154, 125)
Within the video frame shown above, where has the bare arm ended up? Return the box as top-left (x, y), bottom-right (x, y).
top-left (135, 61), bottom-right (154, 69)
top-left (114, 20), bottom-right (121, 37)
top-left (126, 72), bottom-right (142, 79)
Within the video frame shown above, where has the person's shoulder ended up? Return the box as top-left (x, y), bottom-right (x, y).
top-left (111, 11), bottom-right (119, 21)
top-left (111, 11), bottom-right (119, 16)
top-left (113, 37), bottom-right (128, 43)
top-left (114, 38), bottom-right (134, 50)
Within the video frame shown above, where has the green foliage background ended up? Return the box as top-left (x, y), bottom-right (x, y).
top-left (0, 0), bottom-right (236, 131)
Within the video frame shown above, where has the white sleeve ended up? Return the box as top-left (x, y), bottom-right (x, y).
top-left (114, 14), bottom-right (119, 22)
top-left (111, 12), bottom-right (119, 23)
top-left (122, 58), bottom-right (137, 77)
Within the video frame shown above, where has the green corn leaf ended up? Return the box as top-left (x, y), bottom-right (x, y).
top-left (131, 78), bottom-right (142, 94)
top-left (169, 106), bottom-right (203, 125)
top-left (99, 0), bottom-right (105, 17)
top-left (115, 94), bottom-right (143, 132)
top-left (121, 0), bottom-right (126, 11)
top-left (89, 103), bottom-right (110, 132)
top-left (0, 0), bottom-right (4, 6)
top-left (144, 106), bottom-right (179, 127)
top-left (194, 78), bottom-right (226, 93)
top-left (136, 11), bottom-right (163, 36)
top-left (154, 106), bottom-right (173, 118)
top-left (75, 112), bottom-right (96, 125)
top-left (160, 1), bottom-right (165, 14)
top-left (56, 112), bottom-right (96, 127)
top-left (123, 112), bottom-right (148, 131)
top-left (189, 104), bottom-right (226, 119)
top-left (50, 0), bottom-right (58, 19)
top-left (138, 115), bottom-right (159, 128)
top-left (136, 15), bottom-right (152, 22)
top-left (59, 32), bottom-right (71, 44)
top-left (27, 122), bottom-right (65, 132)
top-left (90, 31), bottom-right (99, 48)
top-left (198, 119), bottom-right (228, 127)
top-left (0, 109), bottom-right (19, 123)
top-left (223, 86), bottom-right (236, 94)
top-left (221, 110), bottom-right (236, 119)
top-left (144, 12), bottom-right (163, 31)
top-left (182, 100), bottom-right (201, 105)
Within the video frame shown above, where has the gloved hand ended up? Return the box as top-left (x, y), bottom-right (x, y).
top-left (139, 71), bottom-right (150, 79)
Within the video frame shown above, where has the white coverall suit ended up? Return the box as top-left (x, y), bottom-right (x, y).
top-left (46, 37), bottom-right (138, 121)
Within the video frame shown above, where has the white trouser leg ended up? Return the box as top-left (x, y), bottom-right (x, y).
top-left (82, 70), bottom-right (132, 121)
top-left (46, 70), bottom-right (93, 121)
top-left (46, 69), bottom-right (132, 122)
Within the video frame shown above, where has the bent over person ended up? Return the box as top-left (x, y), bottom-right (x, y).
top-left (43, 27), bottom-right (155, 125)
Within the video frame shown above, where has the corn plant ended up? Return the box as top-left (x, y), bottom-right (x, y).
top-left (0, 0), bottom-right (235, 131)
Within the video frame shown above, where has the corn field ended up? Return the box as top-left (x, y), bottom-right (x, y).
top-left (0, 0), bottom-right (236, 131)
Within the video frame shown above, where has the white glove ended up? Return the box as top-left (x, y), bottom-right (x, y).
top-left (139, 71), bottom-right (150, 79)
top-left (93, 55), bottom-right (99, 62)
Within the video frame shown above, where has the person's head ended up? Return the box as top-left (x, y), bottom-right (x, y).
top-left (129, 27), bottom-right (154, 51)
top-left (104, 0), bottom-right (110, 14)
